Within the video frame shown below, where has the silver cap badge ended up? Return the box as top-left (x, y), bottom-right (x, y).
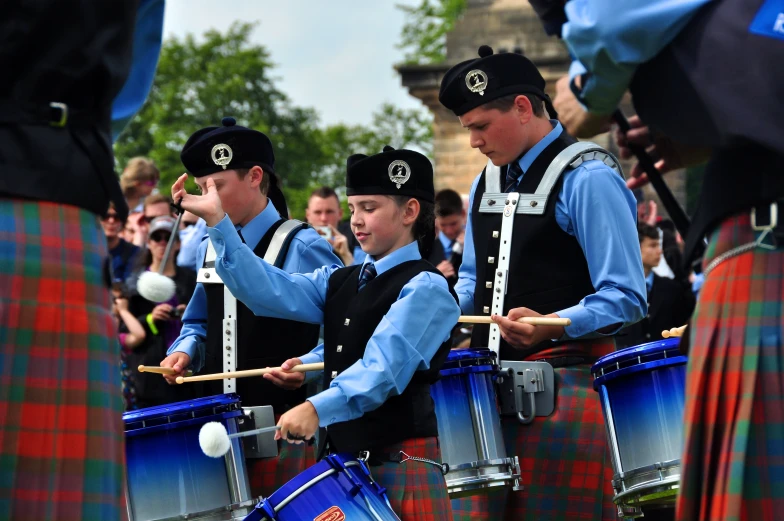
top-left (388, 160), bottom-right (411, 189)
top-left (465, 69), bottom-right (489, 96)
top-left (211, 144), bottom-right (233, 170)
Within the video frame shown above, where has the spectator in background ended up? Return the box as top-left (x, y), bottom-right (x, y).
top-left (126, 216), bottom-right (197, 408)
top-left (618, 223), bottom-right (695, 348)
top-left (120, 156), bottom-right (159, 214)
top-left (111, 283), bottom-right (146, 410)
top-left (176, 210), bottom-right (207, 271)
top-left (101, 201), bottom-right (140, 285)
top-left (429, 189), bottom-right (466, 288)
top-left (305, 186), bottom-right (358, 265)
top-left (131, 193), bottom-right (174, 247)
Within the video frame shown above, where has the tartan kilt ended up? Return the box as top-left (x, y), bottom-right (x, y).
top-left (367, 436), bottom-right (453, 521)
top-left (0, 199), bottom-right (126, 521)
top-left (451, 339), bottom-right (617, 521)
top-left (676, 213), bottom-right (784, 521)
top-left (247, 418), bottom-right (318, 498)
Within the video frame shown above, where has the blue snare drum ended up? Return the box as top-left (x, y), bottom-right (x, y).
top-left (430, 348), bottom-right (521, 498)
top-left (243, 453), bottom-right (400, 521)
top-left (124, 394), bottom-right (252, 521)
top-left (592, 339), bottom-right (686, 516)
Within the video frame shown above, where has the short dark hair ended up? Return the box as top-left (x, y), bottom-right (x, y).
top-left (435, 189), bottom-right (463, 218)
top-left (143, 194), bottom-right (172, 211)
top-left (236, 167), bottom-right (271, 196)
top-left (309, 186), bottom-right (340, 204)
top-left (482, 93), bottom-right (545, 118)
top-left (638, 223), bottom-right (659, 243)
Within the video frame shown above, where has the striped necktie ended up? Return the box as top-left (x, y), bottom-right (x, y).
top-left (504, 160), bottom-right (524, 193)
top-left (357, 263), bottom-right (377, 292)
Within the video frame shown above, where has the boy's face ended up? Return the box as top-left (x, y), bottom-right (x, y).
top-left (640, 236), bottom-right (662, 270)
top-left (348, 195), bottom-right (418, 260)
top-left (194, 169), bottom-right (260, 224)
top-left (436, 211), bottom-right (465, 241)
top-left (458, 99), bottom-right (533, 167)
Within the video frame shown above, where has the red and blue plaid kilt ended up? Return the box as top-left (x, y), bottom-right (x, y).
top-left (676, 213), bottom-right (784, 521)
top-left (248, 439), bottom-right (317, 498)
top-left (368, 436), bottom-right (453, 521)
top-left (0, 199), bottom-right (126, 521)
top-left (451, 339), bottom-right (617, 521)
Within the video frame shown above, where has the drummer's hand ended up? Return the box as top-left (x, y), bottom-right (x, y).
top-left (171, 174), bottom-right (226, 227)
top-left (263, 358), bottom-right (306, 390)
top-left (160, 352), bottom-right (191, 385)
top-left (276, 401), bottom-right (319, 445)
top-left (492, 307), bottom-right (565, 348)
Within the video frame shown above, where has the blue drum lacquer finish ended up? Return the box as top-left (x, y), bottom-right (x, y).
top-left (431, 348), bottom-right (505, 468)
top-left (592, 339), bottom-right (686, 474)
top-left (124, 394), bottom-right (247, 521)
top-left (243, 454), bottom-right (400, 521)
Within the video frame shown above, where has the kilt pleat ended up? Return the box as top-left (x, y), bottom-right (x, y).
top-left (676, 213), bottom-right (784, 521)
top-left (0, 199), bottom-right (125, 521)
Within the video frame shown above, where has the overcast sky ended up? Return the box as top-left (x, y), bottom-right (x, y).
top-left (162, 1), bottom-right (424, 127)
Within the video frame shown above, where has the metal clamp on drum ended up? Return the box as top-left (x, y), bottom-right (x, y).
top-left (240, 405), bottom-right (278, 459)
top-left (498, 361), bottom-right (555, 424)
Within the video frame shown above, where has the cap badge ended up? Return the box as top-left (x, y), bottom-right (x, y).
top-left (388, 160), bottom-right (411, 189)
top-left (465, 69), bottom-right (489, 96)
top-left (211, 144), bottom-right (233, 170)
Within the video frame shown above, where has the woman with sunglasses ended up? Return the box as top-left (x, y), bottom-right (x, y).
top-left (125, 216), bottom-right (197, 409)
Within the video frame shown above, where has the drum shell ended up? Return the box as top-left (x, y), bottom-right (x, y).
top-left (592, 339), bottom-right (686, 508)
top-left (252, 454), bottom-right (400, 521)
top-left (123, 394), bottom-right (251, 521)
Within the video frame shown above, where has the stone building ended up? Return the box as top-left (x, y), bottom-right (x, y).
top-left (396, 0), bottom-right (686, 214)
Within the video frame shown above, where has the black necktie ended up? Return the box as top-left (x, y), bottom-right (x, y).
top-left (504, 161), bottom-right (524, 193)
top-left (357, 263), bottom-right (377, 292)
top-left (236, 227), bottom-right (246, 244)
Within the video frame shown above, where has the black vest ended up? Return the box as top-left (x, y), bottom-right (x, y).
top-left (630, 0), bottom-right (784, 259)
top-left (470, 132), bottom-right (596, 360)
top-left (321, 260), bottom-right (452, 454)
top-left (201, 221), bottom-right (320, 413)
top-left (0, 1), bottom-right (137, 218)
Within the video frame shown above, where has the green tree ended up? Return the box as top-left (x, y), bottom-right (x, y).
top-left (397, 0), bottom-right (467, 64)
top-left (114, 23), bottom-right (435, 219)
top-left (114, 22), bottom-right (326, 195)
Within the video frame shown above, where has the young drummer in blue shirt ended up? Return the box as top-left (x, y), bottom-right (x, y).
top-left (172, 145), bottom-right (459, 521)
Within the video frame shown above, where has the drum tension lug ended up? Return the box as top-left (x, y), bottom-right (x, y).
top-left (326, 454), bottom-right (362, 496)
top-left (247, 498), bottom-right (277, 521)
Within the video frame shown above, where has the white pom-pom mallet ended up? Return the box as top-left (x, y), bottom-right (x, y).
top-left (137, 201), bottom-right (185, 303)
top-left (198, 421), bottom-right (281, 458)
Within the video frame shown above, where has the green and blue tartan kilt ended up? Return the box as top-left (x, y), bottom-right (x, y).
top-left (676, 213), bottom-right (784, 521)
top-left (368, 436), bottom-right (453, 521)
top-left (248, 438), bottom-right (317, 498)
top-left (451, 339), bottom-right (617, 521)
top-left (0, 199), bottom-right (126, 521)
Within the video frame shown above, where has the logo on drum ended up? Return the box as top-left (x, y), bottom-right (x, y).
top-left (314, 506), bottom-right (345, 521)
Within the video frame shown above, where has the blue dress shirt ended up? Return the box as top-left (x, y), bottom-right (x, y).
top-left (167, 200), bottom-right (341, 370)
top-left (111, 0), bottom-right (165, 141)
top-left (455, 121), bottom-right (647, 339)
top-left (438, 231), bottom-right (455, 258)
top-left (177, 218), bottom-right (208, 271)
top-left (562, 0), bottom-right (713, 113)
top-left (646, 271), bottom-right (655, 294)
top-left (194, 232), bottom-right (460, 428)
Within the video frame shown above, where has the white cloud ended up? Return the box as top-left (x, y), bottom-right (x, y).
top-left (162, 0), bottom-right (424, 127)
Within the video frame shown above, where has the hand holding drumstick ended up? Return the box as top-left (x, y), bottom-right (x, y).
top-left (460, 307), bottom-right (571, 349)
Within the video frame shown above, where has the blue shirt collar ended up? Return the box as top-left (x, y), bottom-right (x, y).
top-left (645, 271), bottom-right (655, 293)
top-left (363, 240), bottom-right (421, 276)
top-left (236, 200), bottom-right (281, 250)
top-left (438, 230), bottom-right (453, 250)
top-left (516, 120), bottom-right (563, 175)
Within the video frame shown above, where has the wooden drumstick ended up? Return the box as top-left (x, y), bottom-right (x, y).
top-left (458, 315), bottom-right (572, 326)
top-left (662, 324), bottom-right (688, 338)
top-left (137, 365), bottom-right (194, 376)
top-left (175, 362), bottom-right (325, 384)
